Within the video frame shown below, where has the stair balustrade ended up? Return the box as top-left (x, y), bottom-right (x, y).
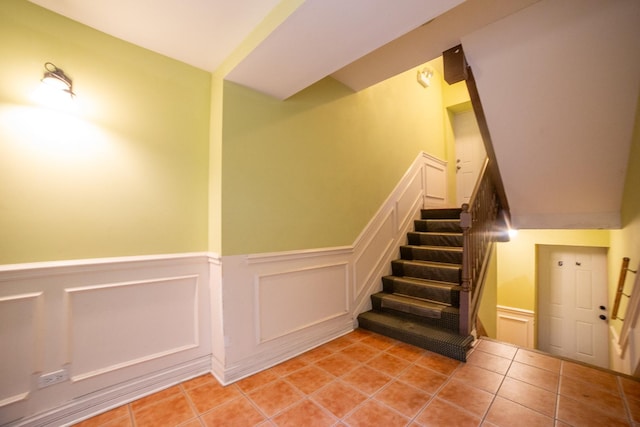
top-left (459, 158), bottom-right (504, 336)
top-left (444, 44), bottom-right (511, 338)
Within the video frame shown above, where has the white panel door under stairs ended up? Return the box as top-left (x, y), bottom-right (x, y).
top-left (538, 245), bottom-right (609, 368)
top-left (454, 110), bottom-right (486, 206)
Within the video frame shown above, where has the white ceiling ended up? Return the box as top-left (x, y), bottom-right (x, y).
top-left (225, 0), bottom-right (464, 99)
top-left (28, 0), bottom-right (283, 72)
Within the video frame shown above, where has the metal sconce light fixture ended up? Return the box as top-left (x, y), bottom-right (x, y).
top-left (416, 67), bottom-right (434, 88)
top-left (41, 62), bottom-right (75, 98)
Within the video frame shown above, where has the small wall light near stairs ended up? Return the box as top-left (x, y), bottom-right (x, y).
top-left (416, 67), bottom-right (434, 88)
top-left (41, 62), bottom-right (75, 99)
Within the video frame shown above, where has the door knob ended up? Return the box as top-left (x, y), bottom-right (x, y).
top-left (599, 314), bottom-right (607, 320)
top-left (600, 305), bottom-right (606, 310)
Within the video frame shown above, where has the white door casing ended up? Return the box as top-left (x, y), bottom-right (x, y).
top-left (537, 245), bottom-right (609, 368)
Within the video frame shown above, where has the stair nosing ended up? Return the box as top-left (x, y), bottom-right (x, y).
top-left (375, 292), bottom-right (448, 309)
top-left (409, 231), bottom-right (463, 236)
top-left (383, 275), bottom-right (461, 289)
top-left (393, 259), bottom-right (462, 269)
top-left (402, 244), bottom-right (463, 252)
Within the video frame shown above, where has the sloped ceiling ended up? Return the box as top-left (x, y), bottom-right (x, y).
top-left (26, 0), bottom-right (640, 229)
top-left (224, 0), bottom-right (464, 99)
top-left (461, 0), bottom-right (640, 229)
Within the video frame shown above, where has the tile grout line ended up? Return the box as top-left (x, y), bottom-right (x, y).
top-left (179, 382), bottom-right (203, 426)
top-left (476, 344), bottom-right (515, 426)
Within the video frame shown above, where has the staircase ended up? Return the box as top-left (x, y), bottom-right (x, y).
top-left (357, 207), bottom-right (474, 361)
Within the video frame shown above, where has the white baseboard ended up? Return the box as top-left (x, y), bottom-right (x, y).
top-left (8, 356), bottom-right (211, 427)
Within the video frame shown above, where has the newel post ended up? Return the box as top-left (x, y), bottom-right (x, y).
top-left (459, 204), bottom-right (472, 336)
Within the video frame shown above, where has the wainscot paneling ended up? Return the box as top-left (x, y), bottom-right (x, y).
top-left (0, 254), bottom-right (212, 427)
top-left (424, 156), bottom-right (448, 206)
top-left (496, 305), bottom-right (535, 349)
top-left (256, 263), bottom-right (349, 343)
top-left (0, 292), bottom-right (43, 407)
top-left (219, 152), bottom-right (449, 384)
top-left (208, 254), bottom-right (225, 383)
top-left (66, 275), bottom-right (200, 381)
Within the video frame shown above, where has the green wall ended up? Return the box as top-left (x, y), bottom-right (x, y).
top-left (0, 1), bottom-right (211, 264)
top-left (221, 64), bottom-right (449, 255)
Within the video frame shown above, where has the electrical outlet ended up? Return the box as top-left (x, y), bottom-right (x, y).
top-left (38, 369), bottom-right (68, 388)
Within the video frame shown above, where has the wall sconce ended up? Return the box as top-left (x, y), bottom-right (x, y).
top-left (416, 67), bottom-right (434, 88)
top-left (41, 62), bottom-right (75, 98)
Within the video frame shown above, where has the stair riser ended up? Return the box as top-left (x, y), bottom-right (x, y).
top-left (407, 233), bottom-right (463, 247)
top-left (400, 246), bottom-right (462, 264)
top-left (382, 277), bottom-right (459, 306)
top-left (414, 220), bottom-right (463, 233)
top-left (392, 261), bottom-right (460, 284)
top-left (371, 296), bottom-right (459, 332)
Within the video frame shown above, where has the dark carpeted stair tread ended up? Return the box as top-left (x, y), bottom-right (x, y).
top-left (357, 311), bottom-right (473, 361)
top-left (407, 231), bottom-right (464, 247)
top-left (393, 259), bottom-right (461, 269)
top-left (371, 292), bottom-right (447, 318)
top-left (371, 293), bottom-right (461, 332)
top-left (392, 259), bottom-right (461, 284)
top-left (359, 207), bottom-right (475, 361)
top-left (421, 208), bottom-right (462, 220)
top-left (382, 276), bottom-right (460, 306)
top-left (402, 244), bottom-right (463, 252)
top-left (400, 245), bottom-right (463, 264)
top-left (414, 219), bottom-right (463, 233)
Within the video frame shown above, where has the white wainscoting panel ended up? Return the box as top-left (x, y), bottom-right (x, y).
top-left (497, 305), bottom-right (535, 348)
top-left (395, 167), bottom-right (425, 230)
top-left (66, 276), bottom-right (199, 381)
top-left (0, 292), bottom-right (43, 407)
top-left (353, 209), bottom-right (395, 300)
top-left (256, 263), bottom-right (348, 343)
top-left (424, 155), bottom-right (447, 207)
top-left (209, 254), bottom-right (225, 383)
top-left (0, 254), bottom-right (211, 427)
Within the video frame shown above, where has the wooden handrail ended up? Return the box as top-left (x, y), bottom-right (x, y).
top-left (613, 257), bottom-right (637, 320)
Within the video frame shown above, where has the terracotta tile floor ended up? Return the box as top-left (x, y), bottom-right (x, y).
top-left (73, 329), bottom-right (640, 427)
